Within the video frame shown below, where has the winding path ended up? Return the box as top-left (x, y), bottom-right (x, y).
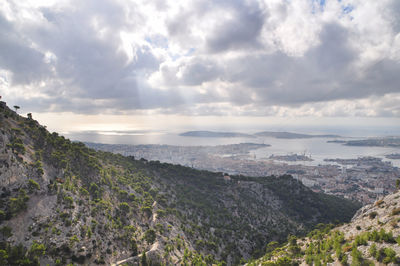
top-left (111, 254), bottom-right (141, 266)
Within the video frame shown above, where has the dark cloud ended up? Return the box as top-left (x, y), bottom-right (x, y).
top-left (32, 0), bottom-right (163, 106)
top-left (389, 0), bottom-right (400, 32)
top-left (0, 0), bottom-right (400, 117)
top-left (0, 13), bottom-right (50, 84)
top-left (180, 61), bottom-right (220, 85)
top-left (35, 1), bottom-right (144, 99)
top-left (168, 22), bottom-right (400, 109)
top-left (217, 23), bottom-right (399, 106)
top-left (205, 1), bottom-right (265, 52)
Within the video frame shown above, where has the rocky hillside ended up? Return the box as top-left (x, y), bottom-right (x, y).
top-left (0, 101), bottom-right (360, 265)
top-left (250, 190), bottom-right (400, 265)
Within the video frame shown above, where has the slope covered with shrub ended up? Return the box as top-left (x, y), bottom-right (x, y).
top-left (250, 190), bottom-right (400, 265)
top-left (0, 101), bottom-right (360, 265)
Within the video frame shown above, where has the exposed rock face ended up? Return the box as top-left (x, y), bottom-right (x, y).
top-left (0, 102), bottom-right (360, 265)
top-left (252, 190), bottom-right (400, 265)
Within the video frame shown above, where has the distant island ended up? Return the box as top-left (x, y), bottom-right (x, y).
top-left (255, 131), bottom-right (341, 139)
top-left (180, 130), bottom-right (341, 139)
top-left (179, 131), bottom-right (255, 138)
top-left (328, 137), bottom-right (400, 147)
top-left (385, 153), bottom-right (400, 159)
top-left (344, 137), bottom-right (400, 147)
top-left (327, 140), bottom-right (347, 143)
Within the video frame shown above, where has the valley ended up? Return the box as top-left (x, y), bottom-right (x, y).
top-left (87, 142), bottom-right (400, 204)
top-left (0, 102), bottom-right (361, 265)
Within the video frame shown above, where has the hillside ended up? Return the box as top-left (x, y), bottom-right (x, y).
top-left (0, 102), bottom-right (360, 265)
top-left (251, 190), bottom-right (400, 265)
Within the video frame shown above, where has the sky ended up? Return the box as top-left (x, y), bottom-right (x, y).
top-left (0, 0), bottom-right (400, 135)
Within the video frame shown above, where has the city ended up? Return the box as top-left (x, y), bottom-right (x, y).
top-left (87, 142), bottom-right (400, 204)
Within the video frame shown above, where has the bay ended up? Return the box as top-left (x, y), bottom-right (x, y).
top-left (65, 131), bottom-right (400, 167)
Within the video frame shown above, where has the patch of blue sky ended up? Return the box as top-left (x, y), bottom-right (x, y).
top-left (342, 5), bottom-right (354, 14)
top-left (310, 0), bottom-right (354, 17)
top-left (185, 48), bottom-right (196, 56)
top-left (338, 3), bottom-right (354, 20)
top-left (169, 53), bottom-right (181, 61)
top-left (311, 0), bottom-right (326, 14)
top-left (145, 35), bottom-right (169, 49)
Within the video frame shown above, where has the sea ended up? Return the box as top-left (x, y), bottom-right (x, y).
top-left (64, 131), bottom-right (400, 168)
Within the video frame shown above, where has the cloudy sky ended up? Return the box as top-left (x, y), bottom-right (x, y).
top-left (0, 0), bottom-right (400, 134)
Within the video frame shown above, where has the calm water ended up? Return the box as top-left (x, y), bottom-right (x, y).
top-left (65, 132), bottom-right (400, 167)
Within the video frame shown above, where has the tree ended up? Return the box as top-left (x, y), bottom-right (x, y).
top-left (0, 249), bottom-right (8, 265)
top-left (130, 239), bottom-right (138, 256)
top-left (396, 179), bottom-right (400, 190)
top-left (13, 106), bottom-right (20, 113)
top-left (144, 229), bottom-right (156, 244)
top-left (28, 179), bottom-right (40, 192)
top-left (28, 241), bottom-right (45, 259)
top-left (383, 248), bottom-right (396, 264)
top-left (119, 202), bottom-right (130, 214)
top-left (351, 246), bottom-right (362, 265)
top-left (141, 251), bottom-right (148, 266)
top-left (89, 182), bottom-right (101, 199)
top-left (369, 243), bottom-right (377, 258)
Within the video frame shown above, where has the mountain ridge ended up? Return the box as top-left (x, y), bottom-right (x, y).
top-left (0, 102), bottom-right (360, 265)
top-left (180, 130), bottom-right (341, 139)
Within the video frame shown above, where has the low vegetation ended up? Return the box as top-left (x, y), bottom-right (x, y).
top-left (0, 102), bottom-right (362, 265)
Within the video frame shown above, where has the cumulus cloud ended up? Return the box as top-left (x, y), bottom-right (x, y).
top-left (0, 0), bottom-right (399, 117)
top-left (0, 13), bottom-right (51, 84)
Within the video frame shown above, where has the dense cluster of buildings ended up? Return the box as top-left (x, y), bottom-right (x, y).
top-left (87, 143), bottom-right (400, 204)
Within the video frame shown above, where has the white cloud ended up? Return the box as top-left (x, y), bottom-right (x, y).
top-left (0, 0), bottom-right (399, 119)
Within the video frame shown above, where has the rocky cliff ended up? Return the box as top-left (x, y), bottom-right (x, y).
top-left (251, 190), bottom-right (400, 265)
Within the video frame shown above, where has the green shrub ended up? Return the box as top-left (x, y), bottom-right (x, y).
top-left (28, 241), bottom-right (45, 258)
top-left (379, 228), bottom-right (394, 243)
top-left (0, 226), bottom-right (12, 238)
top-left (27, 179), bottom-right (40, 192)
top-left (69, 235), bottom-right (79, 247)
top-left (275, 256), bottom-right (293, 265)
top-left (119, 202), bottom-right (130, 214)
top-left (156, 209), bottom-right (166, 218)
top-left (141, 251), bottom-right (148, 266)
top-left (31, 160), bottom-right (44, 176)
top-left (144, 229), bottom-right (156, 244)
top-left (89, 183), bottom-right (101, 200)
top-left (141, 206), bottom-right (152, 217)
top-left (130, 239), bottom-right (138, 256)
top-left (79, 187), bottom-right (89, 196)
top-left (118, 190), bottom-right (128, 201)
top-left (0, 249), bottom-right (8, 265)
top-left (63, 196), bottom-right (74, 208)
top-left (383, 248), bottom-right (396, 264)
top-left (351, 246), bottom-right (362, 265)
top-left (0, 210), bottom-right (5, 222)
top-left (369, 243), bottom-right (377, 258)
top-left (87, 227), bottom-right (92, 238)
top-left (9, 189), bottom-right (29, 216)
top-left (8, 138), bottom-right (25, 155)
top-left (369, 212), bottom-right (377, 219)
